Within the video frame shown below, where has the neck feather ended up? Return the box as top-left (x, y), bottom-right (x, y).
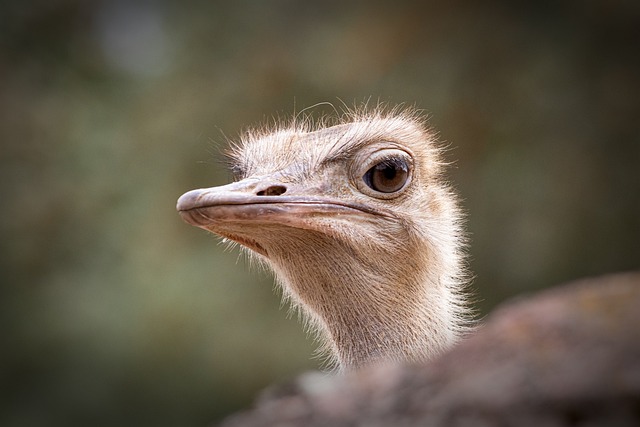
top-left (266, 233), bottom-right (463, 371)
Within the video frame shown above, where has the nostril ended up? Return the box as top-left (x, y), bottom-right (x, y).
top-left (256, 185), bottom-right (287, 196)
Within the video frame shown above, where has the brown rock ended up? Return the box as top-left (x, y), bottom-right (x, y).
top-left (220, 272), bottom-right (640, 427)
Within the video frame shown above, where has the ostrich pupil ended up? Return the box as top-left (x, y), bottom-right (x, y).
top-left (367, 159), bottom-right (409, 193)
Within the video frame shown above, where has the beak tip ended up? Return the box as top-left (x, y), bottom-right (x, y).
top-left (176, 189), bottom-right (202, 212)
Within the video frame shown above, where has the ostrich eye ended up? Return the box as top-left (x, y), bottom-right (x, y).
top-left (363, 158), bottom-right (410, 193)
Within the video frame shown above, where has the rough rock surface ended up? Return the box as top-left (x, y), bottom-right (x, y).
top-left (220, 272), bottom-right (640, 427)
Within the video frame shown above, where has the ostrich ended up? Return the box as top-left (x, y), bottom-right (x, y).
top-left (176, 106), bottom-right (470, 371)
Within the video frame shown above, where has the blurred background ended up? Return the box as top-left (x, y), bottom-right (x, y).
top-left (1, 0), bottom-right (638, 426)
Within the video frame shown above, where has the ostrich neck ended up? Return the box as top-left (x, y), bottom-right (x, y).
top-left (271, 248), bottom-right (455, 370)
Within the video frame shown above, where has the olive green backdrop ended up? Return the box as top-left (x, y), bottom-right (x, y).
top-left (1, 1), bottom-right (638, 426)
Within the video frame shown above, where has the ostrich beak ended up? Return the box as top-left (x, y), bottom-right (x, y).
top-left (177, 178), bottom-right (383, 255)
top-left (177, 179), bottom-right (370, 225)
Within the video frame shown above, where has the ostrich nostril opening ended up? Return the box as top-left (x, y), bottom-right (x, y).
top-left (256, 185), bottom-right (287, 196)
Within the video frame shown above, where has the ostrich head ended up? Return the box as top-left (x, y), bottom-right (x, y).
top-left (177, 106), bottom-right (469, 371)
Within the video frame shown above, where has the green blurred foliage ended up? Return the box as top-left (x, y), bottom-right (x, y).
top-left (0, 0), bottom-right (638, 426)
